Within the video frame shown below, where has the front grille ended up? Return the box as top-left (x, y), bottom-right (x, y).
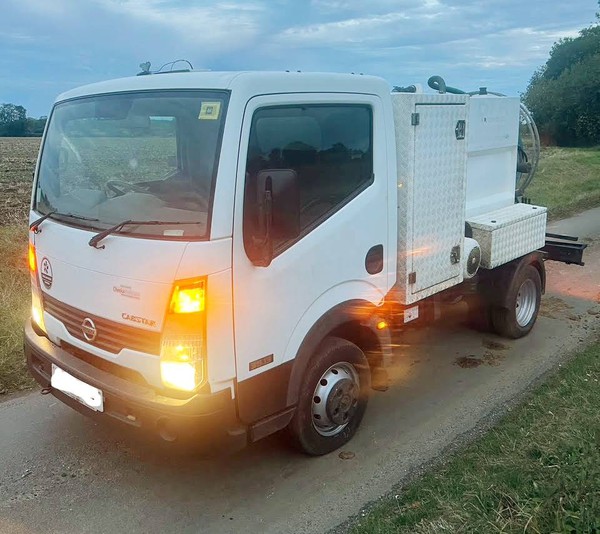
top-left (43, 293), bottom-right (161, 355)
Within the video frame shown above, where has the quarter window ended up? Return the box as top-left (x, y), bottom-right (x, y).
top-left (243, 104), bottom-right (373, 259)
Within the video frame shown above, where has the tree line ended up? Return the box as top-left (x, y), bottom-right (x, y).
top-left (524, 4), bottom-right (600, 146)
top-left (0, 103), bottom-right (47, 137)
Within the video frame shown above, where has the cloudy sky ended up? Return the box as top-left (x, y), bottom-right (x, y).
top-left (2, 0), bottom-right (598, 117)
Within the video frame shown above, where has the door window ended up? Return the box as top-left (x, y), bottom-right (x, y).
top-left (243, 104), bottom-right (373, 258)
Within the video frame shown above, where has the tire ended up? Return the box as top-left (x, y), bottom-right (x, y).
top-left (288, 337), bottom-right (370, 456)
top-left (490, 265), bottom-right (542, 339)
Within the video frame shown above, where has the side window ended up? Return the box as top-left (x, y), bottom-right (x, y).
top-left (243, 104), bottom-right (373, 260)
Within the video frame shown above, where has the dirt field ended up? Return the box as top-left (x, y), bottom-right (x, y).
top-left (0, 137), bottom-right (40, 225)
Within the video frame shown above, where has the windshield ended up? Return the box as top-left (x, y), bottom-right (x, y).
top-left (35, 90), bottom-right (228, 239)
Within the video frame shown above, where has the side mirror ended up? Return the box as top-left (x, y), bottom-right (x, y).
top-left (248, 169), bottom-right (300, 267)
top-left (257, 169), bottom-right (300, 239)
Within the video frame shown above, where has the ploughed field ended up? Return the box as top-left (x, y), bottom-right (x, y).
top-left (0, 137), bottom-right (40, 225)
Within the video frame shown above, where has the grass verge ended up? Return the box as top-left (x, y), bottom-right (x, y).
top-left (350, 340), bottom-right (600, 533)
top-left (528, 147), bottom-right (600, 220)
top-left (0, 225), bottom-right (34, 394)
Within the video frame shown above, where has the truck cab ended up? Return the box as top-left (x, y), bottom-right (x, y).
top-left (26, 72), bottom-right (397, 453)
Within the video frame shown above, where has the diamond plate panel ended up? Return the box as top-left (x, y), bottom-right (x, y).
top-left (412, 104), bottom-right (467, 294)
top-left (467, 204), bottom-right (547, 268)
top-left (391, 93), bottom-right (468, 304)
top-left (391, 94), bottom-right (416, 304)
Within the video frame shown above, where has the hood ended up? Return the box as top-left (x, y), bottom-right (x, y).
top-left (33, 219), bottom-right (188, 336)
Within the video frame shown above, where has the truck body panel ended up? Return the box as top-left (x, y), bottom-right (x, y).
top-left (391, 93), bottom-right (468, 303)
top-left (466, 96), bottom-right (521, 218)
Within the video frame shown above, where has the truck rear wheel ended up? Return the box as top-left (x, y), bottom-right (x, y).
top-left (490, 265), bottom-right (541, 339)
top-left (288, 337), bottom-right (370, 456)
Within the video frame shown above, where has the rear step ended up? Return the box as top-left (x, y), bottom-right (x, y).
top-left (541, 232), bottom-right (587, 266)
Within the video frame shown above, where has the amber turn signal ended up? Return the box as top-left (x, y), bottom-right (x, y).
top-left (169, 280), bottom-right (205, 314)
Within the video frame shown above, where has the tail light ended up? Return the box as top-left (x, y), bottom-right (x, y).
top-left (28, 241), bottom-right (46, 333)
top-left (160, 279), bottom-right (206, 392)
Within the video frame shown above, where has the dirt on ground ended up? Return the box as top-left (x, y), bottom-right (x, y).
top-left (0, 137), bottom-right (40, 225)
top-left (539, 295), bottom-right (574, 319)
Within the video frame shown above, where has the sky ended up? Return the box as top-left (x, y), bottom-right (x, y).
top-left (2, 0), bottom-right (598, 118)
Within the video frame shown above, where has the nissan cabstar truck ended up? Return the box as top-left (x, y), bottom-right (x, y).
top-left (24, 70), bottom-right (585, 455)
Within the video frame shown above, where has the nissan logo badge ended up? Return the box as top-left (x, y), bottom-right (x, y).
top-left (81, 318), bottom-right (97, 342)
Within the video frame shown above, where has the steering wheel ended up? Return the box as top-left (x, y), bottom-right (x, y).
top-left (105, 180), bottom-right (147, 197)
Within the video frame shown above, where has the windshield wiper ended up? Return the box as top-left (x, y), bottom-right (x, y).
top-left (89, 219), bottom-right (200, 249)
top-left (29, 211), bottom-right (57, 233)
top-left (30, 211), bottom-right (99, 233)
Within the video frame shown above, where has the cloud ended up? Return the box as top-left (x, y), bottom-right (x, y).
top-left (2, 0), bottom-right (598, 115)
top-left (92, 0), bottom-right (266, 52)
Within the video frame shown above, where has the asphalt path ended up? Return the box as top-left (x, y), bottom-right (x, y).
top-left (1, 207), bottom-right (599, 534)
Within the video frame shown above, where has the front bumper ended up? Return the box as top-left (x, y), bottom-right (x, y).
top-left (24, 321), bottom-right (246, 448)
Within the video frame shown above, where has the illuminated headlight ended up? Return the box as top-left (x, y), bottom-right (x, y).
top-left (28, 241), bottom-right (46, 334)
top-left (31, 290), bottom-right (46, 333)
top-left (160, 336), bottom-right (204, 392)
top-left (161, 278), bottom-right (207, 392)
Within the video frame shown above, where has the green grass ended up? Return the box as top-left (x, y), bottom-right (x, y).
top-left (350, 341), bottom-right (600, 534)
top-left (528, 147), bottom-right (600, 220)
top-left (0, 225), bottom-right (34, 394)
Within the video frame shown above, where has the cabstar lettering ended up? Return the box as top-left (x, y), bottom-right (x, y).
top-left (121, 313), bottom-right (156, 328)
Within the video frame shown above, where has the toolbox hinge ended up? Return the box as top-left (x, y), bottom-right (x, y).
top-left (411, 113), bottom-right (420, 126)
top-left (408, 271), bottom-right (417, 284)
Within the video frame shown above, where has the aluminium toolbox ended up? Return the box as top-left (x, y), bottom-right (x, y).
top-left (466, 203), bottom-right (547, 269)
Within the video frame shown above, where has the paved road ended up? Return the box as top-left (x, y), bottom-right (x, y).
top-left (1, 208), bottom-right (599, 534)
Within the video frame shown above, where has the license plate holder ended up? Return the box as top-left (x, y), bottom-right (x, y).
top-left (51, 364), bottom-right (104, 412)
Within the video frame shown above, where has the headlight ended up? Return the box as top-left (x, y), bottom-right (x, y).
top-left (28, 241), bottom-right (46, 334)
top-left (31, 290), bottom-right (46, 333)
top-left (160, 336), bottom-right (203, 392)
top-left (161, 279), bottom-right (207, 392)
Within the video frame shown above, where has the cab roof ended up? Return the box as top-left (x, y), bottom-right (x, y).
top-left (56, 71), bottom-right (391, 104)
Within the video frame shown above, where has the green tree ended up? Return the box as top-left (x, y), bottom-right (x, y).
top-left (0, 103), bottom-right (26, 124)
top-left (524, 8), bottom-right (600, 146)
top-left (0, 104), bottom-right (46, 137)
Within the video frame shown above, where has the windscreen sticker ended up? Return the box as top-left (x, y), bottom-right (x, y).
top-left (198, 101), bottom-right (221, 120)
top-left (163, 229), bottom-right (184, 237)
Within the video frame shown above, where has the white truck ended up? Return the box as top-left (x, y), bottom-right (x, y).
top-left (25, 70), bottom-right (586, 455)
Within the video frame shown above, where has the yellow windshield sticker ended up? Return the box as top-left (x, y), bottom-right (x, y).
top-left (198, 102), bottom-right (221, 120)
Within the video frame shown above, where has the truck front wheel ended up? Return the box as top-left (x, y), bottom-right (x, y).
top-left (490, 265), bottom-right (542, 339)
top-left (288, 337), bottom-right (370, 455)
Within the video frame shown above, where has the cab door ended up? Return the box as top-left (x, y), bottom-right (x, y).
top-left (231, 93), bottom-right (392, 424)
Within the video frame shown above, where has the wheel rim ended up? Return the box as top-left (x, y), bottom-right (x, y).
top-left (515, 278), bottom-right (537, 327)
top-left (311, 362), bottom-right (360, 437)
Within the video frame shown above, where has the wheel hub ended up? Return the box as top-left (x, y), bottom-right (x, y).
top-left (326, 379), bottom-right (357, 425)
top-left (312, 362), bottom-right (360, 437)
top-left (515, 278), bottom-right (537, 327)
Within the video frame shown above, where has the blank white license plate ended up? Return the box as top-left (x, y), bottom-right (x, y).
top-left (51, 364), bottom-right (104, 412)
